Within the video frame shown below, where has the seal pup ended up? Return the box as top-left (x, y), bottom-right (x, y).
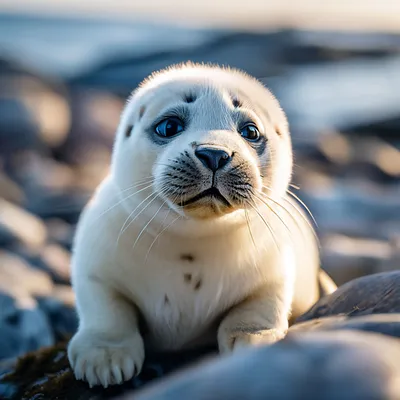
top-left (68, 63), bottom-right (335, 388)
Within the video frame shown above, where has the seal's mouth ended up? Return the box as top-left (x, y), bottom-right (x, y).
top-left (178, 187), bottom-right (231, 207)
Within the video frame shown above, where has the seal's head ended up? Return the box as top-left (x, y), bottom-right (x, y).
top-left (112, 63), bottom-right (292, 221)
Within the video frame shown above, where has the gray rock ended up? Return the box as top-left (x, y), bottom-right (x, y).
top-left (0, 251), bottom-right (56, 359)
top-left (296, 271), bottom-right (400, 323)
top-left (37, 287), bottom-right (78, 342)
top-left (45, 219), bottom-right (75, 251)
top-left (0, 293), bottom-right (54, 359)
top-left (0, 98), bottom-right (40, 155)
top-left (132, 331), bottom-right (400, 400)
top-left (320, 234), bottom-right (399, 286)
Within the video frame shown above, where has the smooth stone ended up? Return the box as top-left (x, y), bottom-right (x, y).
top-left (296, 271), bottom-right (400, 323)
top-left (133, 331), bottom-right (400, 400)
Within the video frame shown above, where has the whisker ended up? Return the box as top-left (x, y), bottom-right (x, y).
top-left (89, 181), bottom-right (154, 226)
top-left (115, 191), bottom-right (158, 248)
top-left (132, 200), bottom-right (166, 251)
top-left (260, 185), bottom-right (320, 248)
top-left (145, 214), bottom-right (182, 263)
top-left (257, 190), bottom-right (302, 231)
top-left (244, 207), bottom-right (257, 252)
top-left (253, 192), bottom-right (293, 244)
top-left (286, 188), bottom-right (318, 227)
top-left (246, 200), bottom-right (280, 252)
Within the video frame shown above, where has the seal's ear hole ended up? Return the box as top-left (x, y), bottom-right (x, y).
top-left (139, 106), bottom-right (146, 119)
top-left (125, 125), bottom-right (133, 138)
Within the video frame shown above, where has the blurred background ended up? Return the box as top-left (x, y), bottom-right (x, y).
top-left (0, 1), bottom-right (399, 363)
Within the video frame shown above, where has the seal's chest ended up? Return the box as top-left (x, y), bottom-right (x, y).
top-left (133, 259), bottom-right (256, 351)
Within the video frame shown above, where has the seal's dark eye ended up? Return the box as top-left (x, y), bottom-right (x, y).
top-left (155, 118), bottom-right (184, 138)
top-left (239, 124), bottom-right (260, 142)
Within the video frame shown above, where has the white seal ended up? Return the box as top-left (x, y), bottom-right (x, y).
top-left (67, 63), bottom-right (333, 388)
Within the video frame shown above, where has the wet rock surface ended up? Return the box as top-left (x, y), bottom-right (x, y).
top-left (0, 13), bottom-right (399, 400)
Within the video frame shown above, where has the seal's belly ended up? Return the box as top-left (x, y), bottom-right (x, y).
top-left (130, 264), bottom-right (260, 351)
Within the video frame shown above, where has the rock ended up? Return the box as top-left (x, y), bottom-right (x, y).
top-left (0, 171), bottom-right (25, 205)
top-left (0, 200), bottom-right (48, 252)
top-left (16, 77), bottom-right (71, 149)
top-left (0, 251), bottom-right (54, 305)
top-left (0, 358), bottom-right (17, 376)
top-left (300, 180), bottom-right (400, 240)
top-left (290, 314), bottom-right (400, 338)
top-left (12, 154), bottom-right (76, 195)
top-left (45, 219), bottom-right (75, 251)
top-left (0, 293), bottom-right (54, 360)
top-left (26, 192), bottom-right (87, 225)
top-left (0, 226), bottom-right (18, 250)
top-left (0, 252), bottom-right (56, 359)
top-left (132, 331), bottom-right (400, 400)
top-left (37, 288), bottom-right (78, 342)
top-left (320, 234), bottom-right (399, 286)
top-left (24, 244), bottom-right (71, 285)
top-left (296, 271), bottom-right (400, 323)
top-left (0, 98), bottom-right (40, 155)
top-left (52, 285), bottom-right (75, 308)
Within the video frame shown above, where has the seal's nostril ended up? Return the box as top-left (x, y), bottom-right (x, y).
top-left (195, 147), bottom-right (232, 172)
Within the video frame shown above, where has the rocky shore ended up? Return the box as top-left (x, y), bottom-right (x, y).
top-left (0, 15), bottom-right (399, 399)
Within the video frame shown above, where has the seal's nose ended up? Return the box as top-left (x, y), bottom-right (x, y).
top-left (195, 147), bottom-right (232, 172)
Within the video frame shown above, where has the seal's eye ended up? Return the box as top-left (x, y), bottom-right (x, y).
top-left (239, 124), bottom-right (260, 142)
top-left (155, 118), bottom-right (184, 138)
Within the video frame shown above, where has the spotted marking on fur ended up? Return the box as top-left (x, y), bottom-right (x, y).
top-left (181, 254), bottom-right (195, 262)
top-left (194, 280), bottom-right (202, 290)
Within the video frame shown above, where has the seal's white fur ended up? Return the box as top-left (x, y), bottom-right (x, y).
top-left (68, 63), bottom-right (321, 388)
